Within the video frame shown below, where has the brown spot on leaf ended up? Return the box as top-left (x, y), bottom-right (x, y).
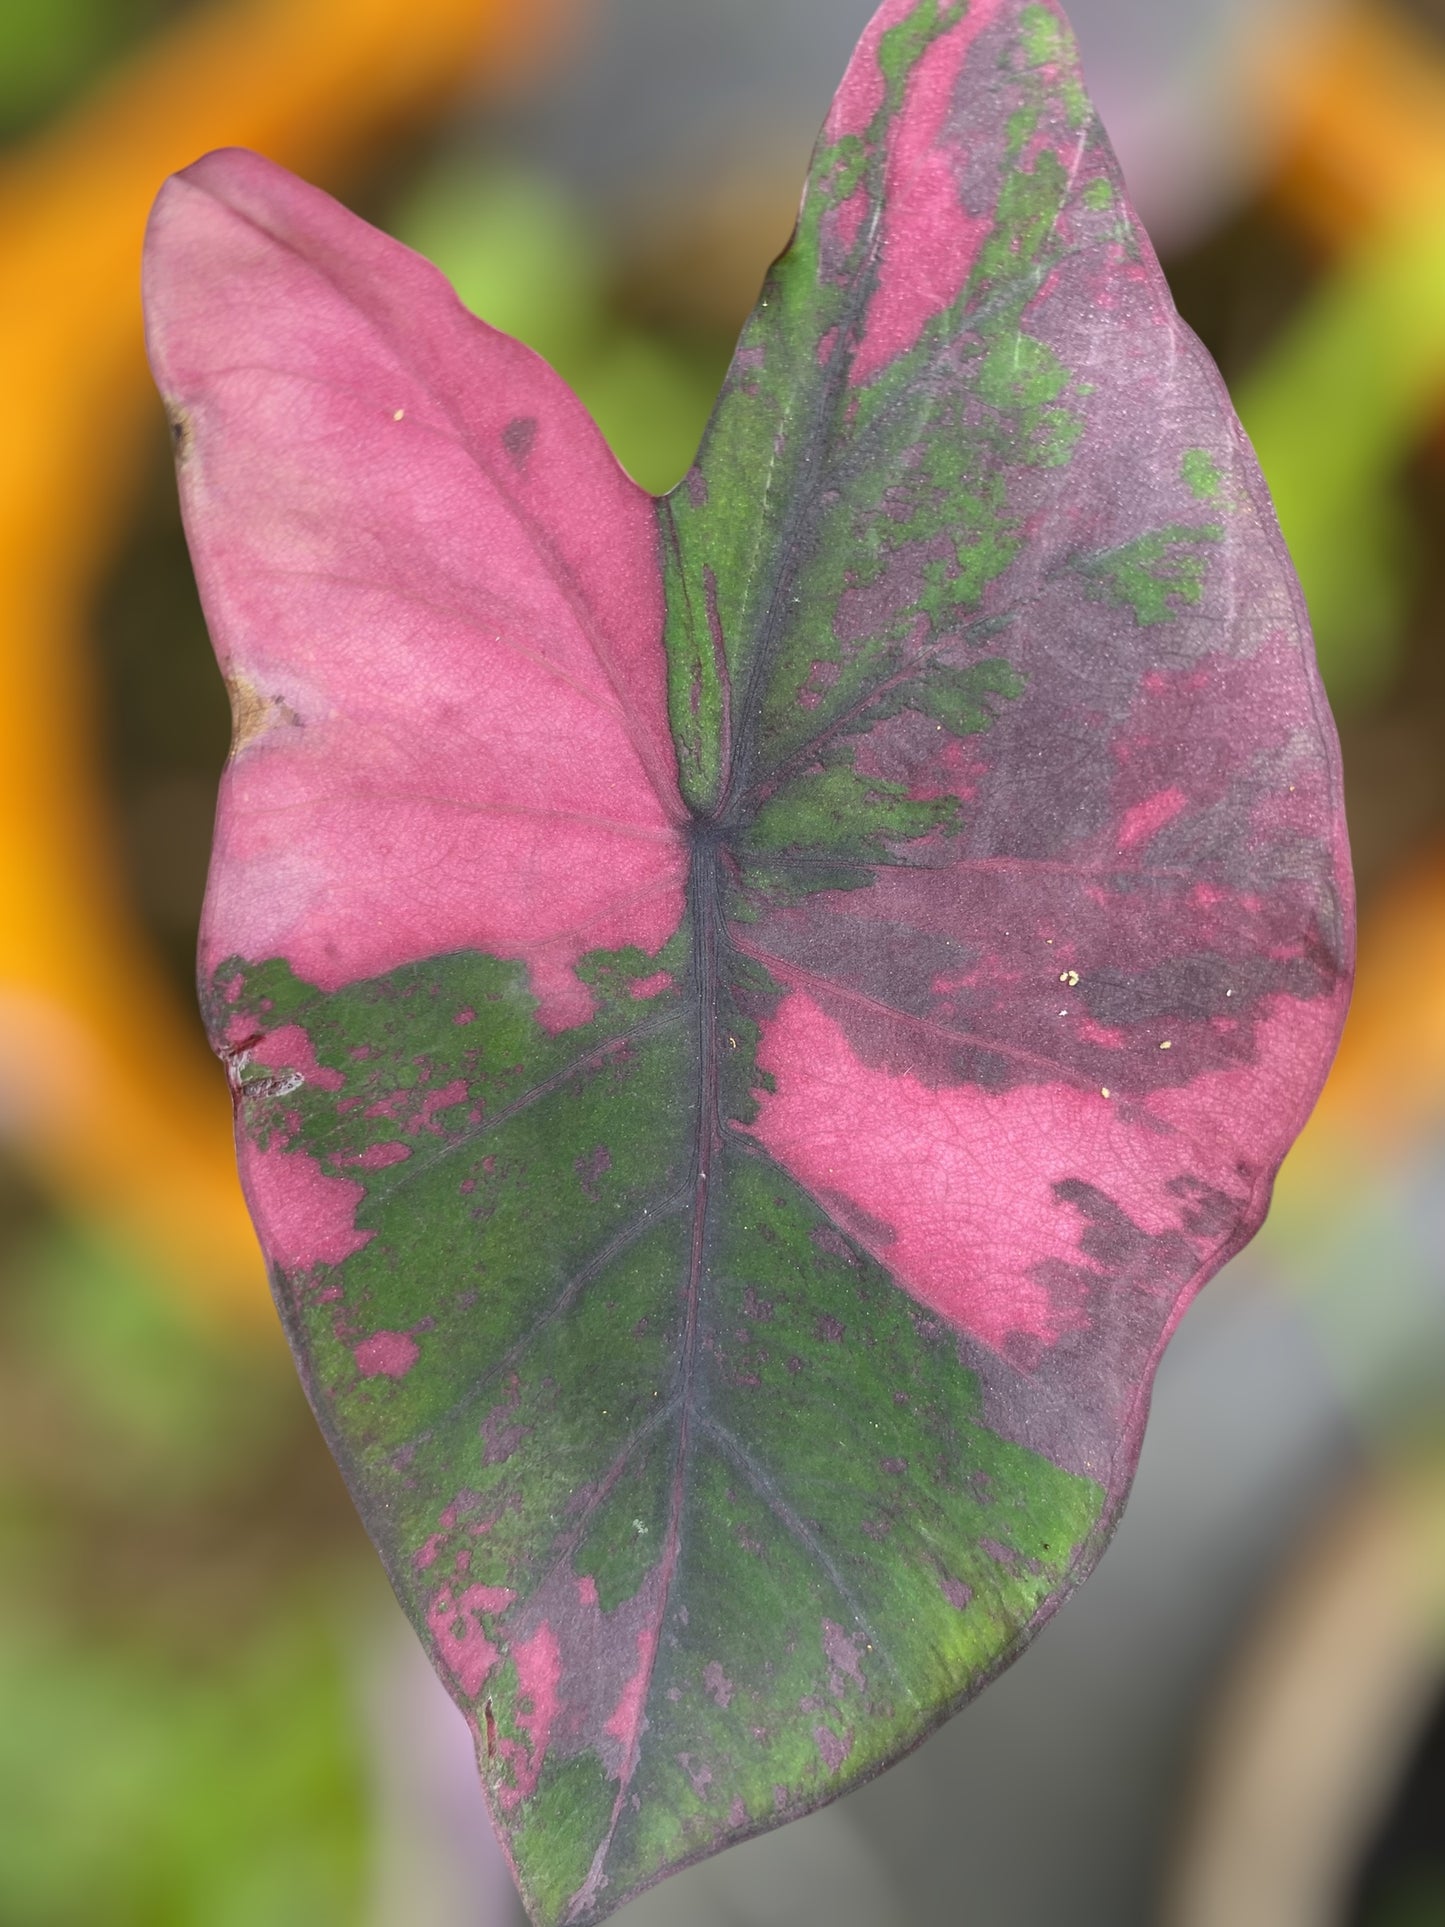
top-left (910, 1309), bottom-right (945, 1345)
top-left (817, 1190), bottom-right (897, 1250)
top-left (979, 1536), bottom-right (1019, 1571)
top-left (810, 1224), bottom-right (857, 1264)
top-left (166, 403), bottom-right (193, 464)
top-left (703, 1661), bottom-right (734, 1709)
top-left (575, 1144), bottom-right (612, 1200)
top-left (502, 415), bottom-right (537, 465)
top-left (225, 673), bottom-right (299, 754)
top-left (823, 1619), bottom-right (865, 1695)
top-left (814, 1724), bottom-right (851, 1772)
top-left (481, 1377), bottom-right (529, 1465)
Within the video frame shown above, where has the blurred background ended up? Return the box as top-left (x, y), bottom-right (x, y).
top-left (1, 0), bottom-right (1444, 1921)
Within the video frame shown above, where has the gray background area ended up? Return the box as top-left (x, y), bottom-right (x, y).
top-left (505, 0), bottom-right (1340, 247)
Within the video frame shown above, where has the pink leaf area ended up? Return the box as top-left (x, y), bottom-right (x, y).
top-left (604, 1625), bottom-right (658, 1757)
top-left (427, 1582), bottom-right (516, 1700)
top-left (144, 149), bottom-right (686, 1031)
top-left (354, 1329), bottom-right (420, 1379)
top-left (499, 1623), bottom-right (563, 1806)
top-left (848, 0), bottom-right (1007, 384)
top-left (748, 984), bottom-right (1344, 1361)
top-left (238, 1138), bottom-right (370, 1273)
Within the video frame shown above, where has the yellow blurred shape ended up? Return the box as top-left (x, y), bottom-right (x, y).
top-left (0, 0), bottom-right (571, 1325)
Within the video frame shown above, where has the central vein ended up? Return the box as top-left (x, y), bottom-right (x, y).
top-left (682, 824), bottom-right (724, 1413)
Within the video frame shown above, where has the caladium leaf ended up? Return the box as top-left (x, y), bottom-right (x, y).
top-left (142, 1), bottom-right (1352, 1920)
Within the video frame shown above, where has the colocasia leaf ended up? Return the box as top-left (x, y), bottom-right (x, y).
top-left (143, 2), bottom-right (1352, 1920)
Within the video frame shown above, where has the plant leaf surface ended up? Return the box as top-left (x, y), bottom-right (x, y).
top-left (143, 4), bottom-right (1352, 1921)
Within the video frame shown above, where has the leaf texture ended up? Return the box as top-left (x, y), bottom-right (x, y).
top-left (143, 3), bottom-right (1352, 1921)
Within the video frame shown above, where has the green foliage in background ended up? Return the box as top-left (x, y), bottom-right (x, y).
top-left (1239, 214), bottom-right (1445, 711)
top-left (390, 158), bottom-right (729, 495)
top-left (0, 1228), bottom-right (370, 1927)
top-left (0, 0), bottom-right (186, 139)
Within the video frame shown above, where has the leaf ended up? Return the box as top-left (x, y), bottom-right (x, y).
top-left (142, 2), bottom-right (1352, 1921)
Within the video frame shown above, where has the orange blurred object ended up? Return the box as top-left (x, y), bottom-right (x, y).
top-left (1306, 847), bottom-right (1445, 1154)
top-left (0, 0), bottom-right (572, 1325)
top-left (1264, 1), bottom-right (1445, 252)
top-left (1270, 847), bottom-right (1445, 1237)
